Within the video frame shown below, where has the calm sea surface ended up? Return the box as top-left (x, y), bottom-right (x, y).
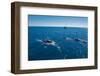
top-left (28, 27), bottom-right (88, 61)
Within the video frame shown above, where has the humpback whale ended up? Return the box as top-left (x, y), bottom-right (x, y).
top-left (36, 39), bottom-right (56, 46)
top-left (65, 37), bottom-right (87, 44)
top-left (36, 39), bottom-right (63, 55)
top-left (36, 37), bottom-right (87, 59)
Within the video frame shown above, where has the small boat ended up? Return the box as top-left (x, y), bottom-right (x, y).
top-left (64, 26), bottom-right (67, 29)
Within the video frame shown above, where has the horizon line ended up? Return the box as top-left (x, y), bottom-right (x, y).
top-left (29, 26), bottom-right (88, 28)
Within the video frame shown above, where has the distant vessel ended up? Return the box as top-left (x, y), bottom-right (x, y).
top-left (64, 26), bottom-right (67, 29)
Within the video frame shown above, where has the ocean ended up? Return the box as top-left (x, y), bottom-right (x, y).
top-left (28, 26), bottom-right (88, 61)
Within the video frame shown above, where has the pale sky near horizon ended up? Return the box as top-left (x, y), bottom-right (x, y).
top-left (28, 15), bottom-right (88, 28)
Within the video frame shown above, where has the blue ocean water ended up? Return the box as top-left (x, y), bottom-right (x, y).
top-left (28, 27), bottom-right (88, 61)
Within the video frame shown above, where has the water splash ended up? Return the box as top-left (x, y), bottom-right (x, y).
top-left (44, 46), bottom-right (47, 48)
top-left (55, 45), bottom-right (62, 53)
top-left (36, 39), bottom-right (42, 42)
top-left (36, 38), bottom-right (87, 59)
top-left (36, 39), bottom-right (64, 57)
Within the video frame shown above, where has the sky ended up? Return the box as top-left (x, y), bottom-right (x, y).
top-left (28, 15), bottom-right (88, 28)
